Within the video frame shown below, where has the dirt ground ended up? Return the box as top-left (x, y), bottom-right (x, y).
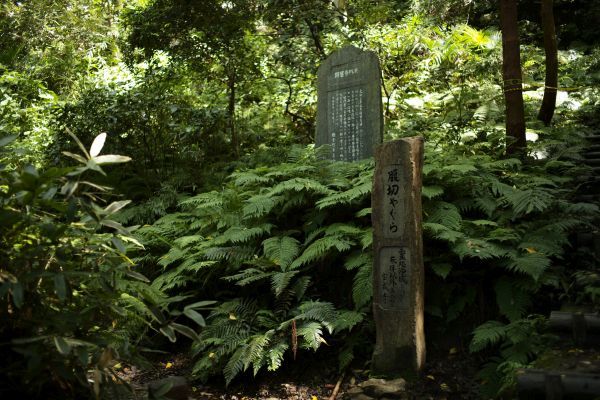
top-left (119, 349), bottom-right (481, 400)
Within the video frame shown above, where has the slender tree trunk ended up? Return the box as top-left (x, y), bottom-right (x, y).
top-left (538, 0), bottom-right (558, 125)
top-left (500, 0), bottom-right (527, 155)
top-left (227, 68), bottom-right (239, 158)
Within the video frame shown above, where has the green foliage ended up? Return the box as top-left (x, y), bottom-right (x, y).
top-left (470, 316), bottom-right (555, 398)
top-left (0, 133), bottom-right (197, 398)
top-left (138, 147), bottom-right (373, 383)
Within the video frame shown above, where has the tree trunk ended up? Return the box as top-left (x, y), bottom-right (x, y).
top-left (500, 0), bottom-right (527, 155)
top-left (538, 0), bottom-right (558, 126)
top-left (227, 68), bottom-right (239, 158)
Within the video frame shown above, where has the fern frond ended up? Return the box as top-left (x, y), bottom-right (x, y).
top-left (296, 301), bottom-right (337, 333)
top-left (441, 162), bottom-right (477, 174)
top-left (220, 224), bottom-right (273, 244)
top-left (297, 321), bottom-right (325, 351)
top-left (271, 271), bottom-right (299, 297)
top-left (505, 252), bottom-right (550, 281)
top-left (180, 191), bottom-right (225, 209)
top-left (453, 238), bottom-right (507, 260)
top-left (269, 178), bottom-right (332, 196)
top-left (470, 320), bottom-right (507, 352)
top-left (494, 277), bottom-right (532, 322)
top-left (224, 346), bottom-right (247, 385)
top-left (290, 236), bottom-right (353, 269)
top-left (263, 236), bottom-right (300, 269)
top-left (291, 276), bottom-right (311, 301)
top-left (423, 222), bottom-right (465, 243)
top-left (353, 263), bottom-right (373, 309)
top-left (344, 252), bottom-right (372, 271)
top-left (204, 246), bottom-right (255, 262)
top-left (173, 235), bottom-right (204, 248)
top-left (422, 185), bottom-right (444, 199)
top-left (231, 171), bottom-right (273, 187)
top-left (158, 247), bottom-right (186, 267)
top-left (223, 268), bottom-right (272, 286)
top-left (242, 194), bottom-right (281, 219)
top-left (316, 180), bottom-right (371, 209)
top-left (427, 201), bottom-right (462, 230)
top-left (332, 310), bottom-right (364, 332)
top-left (505, 188), bottom-right (554, 216)
top-left (266, 339), bottom-right (289, 371)
top-left (152, 261), bottom-right (216, 291)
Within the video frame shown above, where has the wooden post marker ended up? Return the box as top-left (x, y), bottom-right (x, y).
top-left (371, 137), bottom-right (425, 378)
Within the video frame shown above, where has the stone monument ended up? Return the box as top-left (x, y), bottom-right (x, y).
top-left (371, 137), bottom-right (425, 378)
top-left (316, 46), bottom-right (383, 161)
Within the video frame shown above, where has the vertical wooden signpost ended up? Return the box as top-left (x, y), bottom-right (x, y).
top-left (371, 138), bottom-right (425, 378)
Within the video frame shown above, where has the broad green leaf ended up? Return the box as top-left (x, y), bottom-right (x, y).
top-left (171, 322), bottom-right (200, 341)
top-left (159, 325), bottom-right (177, 343)
top-left (89, 132), bottom-right (107, 157)
top-left (54, 336), bottom-right (72, 355)
top-left (111, 237), bottom-right (127, 253)
top-left (125, 270), bottom-right (150, 283)
top-left (62, 151), bottom-right (87, 164)
top-left (184, 308), bottom-right (206, 327)
top-left (11, 282), bottom-right (23, 308)
top-left (185, 300), bottom-right (217, 310)
top-left (54, 273), bottom-right (67, 301)
top-left (149, 306), bottom-right (166, 324)
top-left (100, 219), bottom-right (129, 234)
top-left (93, 154), bottom-right (132, 164)
top-left (104, 200), bottom-right (131, 214)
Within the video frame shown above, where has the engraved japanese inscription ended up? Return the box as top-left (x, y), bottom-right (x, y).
top-left (316, 46), bottom-right (382, 162)
top-left (379, 247), bottom-right (411, 310)
top-left (382, 164), bottom-right (405, 239)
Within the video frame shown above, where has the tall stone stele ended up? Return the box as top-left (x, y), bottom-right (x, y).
top-left (316, 46), bottom-right (383, 161)
top-left (371, 137), bottom-right (426, 378)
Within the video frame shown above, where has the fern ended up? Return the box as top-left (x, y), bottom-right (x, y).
top-left (271, 271), bottom-right (299, 297)
top-left (494, 277), bottom-right (532, 322)
top-left (263, 236), bottom-right (300, 269)
top-left (427, 201), bottom-right (462, 230)
top-left (242, 194), bottom-right (281, 219)
top-left (332, 310), bottom-right (364, 333)
top-left (231, 171), bottom-right (273, 187)
top-left (218, 224), bottom-right (273, 244)
top-left (352, 263), bottom-right (373, 309)
top-left (505, 252), bottom-right (551, 282)
top-left (269, 177), bottom-right (332, 196)
top-left (296, 321), bottom-right (325, 351)
top-left (316, 177), bottom-right (371, 209)
top-left (505, 188), bottom-right (554, 216)
top-left (290, 235), bottom-right (354, 269)
top-left (470, 320), bottom-right (507, 352)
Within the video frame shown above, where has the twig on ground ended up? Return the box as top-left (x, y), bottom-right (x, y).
top-left (328, 371), bottom-right (345, 400)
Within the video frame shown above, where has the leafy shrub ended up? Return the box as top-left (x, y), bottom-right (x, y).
top-left (0, 133), bottom-right (198, 399)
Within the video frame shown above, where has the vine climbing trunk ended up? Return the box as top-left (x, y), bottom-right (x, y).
top-left (500, 0), bottom-right (527, 155)
top-left (537, 0), bottom-right (558, 126)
